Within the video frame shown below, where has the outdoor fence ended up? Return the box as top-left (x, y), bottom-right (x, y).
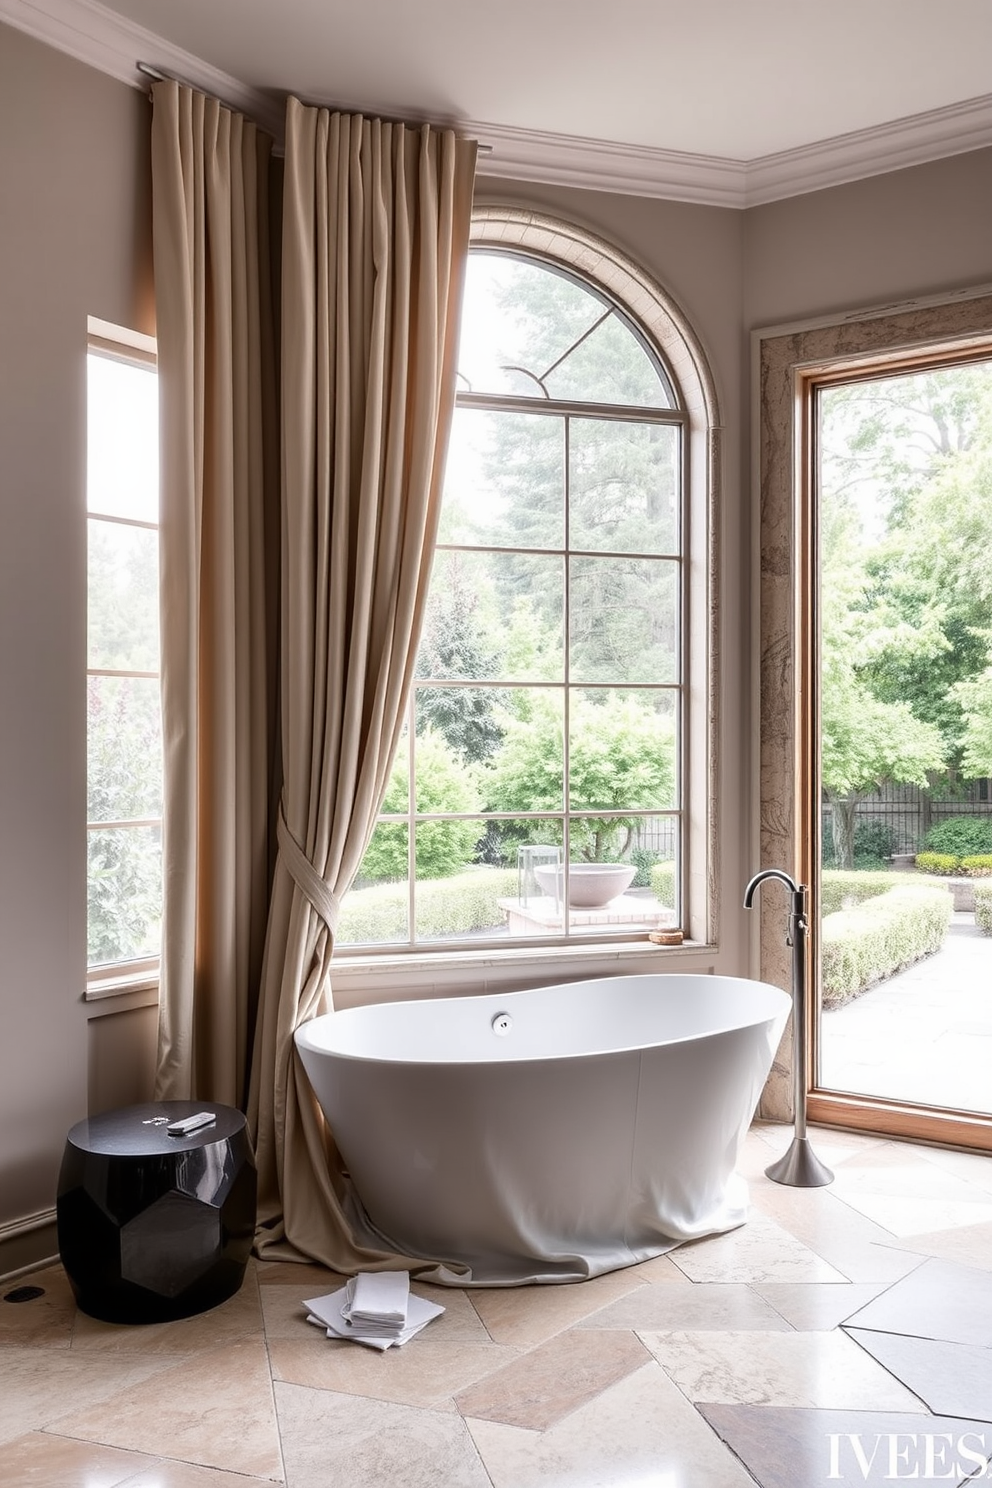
top-left (822, 779), bottom-right (992, 855)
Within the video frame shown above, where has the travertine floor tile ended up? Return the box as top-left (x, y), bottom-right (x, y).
top-left (576, 1281), bottom-right (793, 1332)
top-left (700, 1404), bottom-right (992, 1488)
top-left (50, 1339), bottom-right (283, 1479)
top-left (466, 1359), bottom-right (757, 1487)
top-left (848, 1327), bottom-right (992, 1423)
top-left (274, 1380), bottom-right (491, 1488)
top-left (0, 1345), bottom-right (179, 1446)
top-left (454, 1327), bottom-right (650, 1430)
top-left (469, 1270), bottom-right (646, 1347)
top-left (751, 1175), bottom-right (927, 1283)
top-left (640, 1328), bottom-right (923, 1409)
top-left (0, 1432), bottom-right (155, 1487)
top-left (754, 1281), bottom-right (889, 1330)
top-left (844, 1256), bottom-right (992, 1346)
top-left (883, 1221), bottom-right (992, 1271)
top-left (623, 1252), bottom-right (693, 1284)
top-left (0, 1265), bottom-right (76, 1348)
top-left (255, 1259), bottom-right (347, 1289)
top-left (0, 1429), bottom-right (282, 1487)
top-left (268, 1335), bottom-right (517, 1411)
top-left (670, 1209), bottom-right (846, 1283)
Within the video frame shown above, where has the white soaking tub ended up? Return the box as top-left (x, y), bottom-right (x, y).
top-left (294, 973), bottom-right (789, 1284)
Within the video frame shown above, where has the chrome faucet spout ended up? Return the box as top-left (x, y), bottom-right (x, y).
top-left (743, 867), bottom-right (800, 908)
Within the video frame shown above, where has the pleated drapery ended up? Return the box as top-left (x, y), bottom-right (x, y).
top-left (150, 81), bottom-right (279, 1108)
top-left (247, 100), bottom-right (476, 1270)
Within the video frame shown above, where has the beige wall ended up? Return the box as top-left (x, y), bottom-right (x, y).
top-left (744, 147), bottom-right (992, 331)
top-left (0, 23), bottom-right (154, 1252)
top-left (1, 15), bottom-right (990, 1271)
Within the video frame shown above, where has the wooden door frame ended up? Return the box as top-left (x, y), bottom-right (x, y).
top-left (754, 285), bottom-right (992, 1150)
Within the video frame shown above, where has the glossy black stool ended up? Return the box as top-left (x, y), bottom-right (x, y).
top-left (57, 1101), bottom-right (256, 1324)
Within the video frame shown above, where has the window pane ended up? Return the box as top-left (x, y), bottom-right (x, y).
top-left (340, 822), bottom-right (410, 946)
top-left (568, 690), bottom-right (678, 820)
top-left (415, 822), bottom-right (566, 943)
top-left (457, 253), bottom-right (673, 409)
top-left (87, 675), bottom-right (163, 822)
top-left (569, 557), bottom-right (678, 684)
top-left (419, 551), bottom-right (564, 683)
top-left (569, 420), bottom-right (679, 555)
top-left (563, 816), bottom-right (679, 937)
top-left (545, 312), bottom-right (671, 408)
top-left (88, 519), bottom-right (159, 671)
top-left (477, 689), bottom-right (565, 818)
top-left (87, 824), bottom-right (161, 966)
top-left (443, 409), bottom-right (564, 550)
top-left (87, 353), bottom-right (158, 522)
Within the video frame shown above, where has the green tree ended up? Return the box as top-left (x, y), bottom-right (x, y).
top-left (358, 729), bottom-right (481, 882)
top-left (820, 366), bottom-right (992, 800)
top-left (485, 693), bottom-right (675, 861)
top-left (415, 554), bottom-right (505, 763)
top-left (820, 500), bottom-right (946, 868)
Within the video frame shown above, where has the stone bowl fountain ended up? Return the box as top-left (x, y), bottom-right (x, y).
top-left (534, 862), bottom-right (636, 909)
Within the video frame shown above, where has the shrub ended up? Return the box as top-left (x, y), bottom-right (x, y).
top-left (976, 882), bottom-right (992, 934)
top-left (338, 868), bottom-right (518, 945)
top-left (821, 885), bottom-right (953, 1007)
top-left (853, 820), bottom-right (898, 864)
top-left (961, 855), bottom-right (992, 877)
top-left (922, 816), bottom-right (992, 858)
top-left (914, 851), bottom-right (960, 875)
top-left (649, 861), bottom-right (677, 907)
top-left (820, 870), bottom-right (896, 917)
top-left (630, 847), bottom-right (664, 887)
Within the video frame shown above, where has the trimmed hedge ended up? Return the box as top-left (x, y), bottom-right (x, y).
top-left (338, 868), bottom-right (517, 945)
top-left (962, 855), bottom-right (992, 877)
top-left (976, 882), bottom-right (992, 935)
top-left (820, 870), bottom-right (897, 916)
top-left (915, 852), bottom-right (960, 875)
top-left (821, 885), bottom-right (953, 1008)
top-left (649, 861), bottom-right (677, 908)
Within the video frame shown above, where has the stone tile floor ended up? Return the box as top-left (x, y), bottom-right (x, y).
top-left (3, 1120), bottom-right (992, 1486)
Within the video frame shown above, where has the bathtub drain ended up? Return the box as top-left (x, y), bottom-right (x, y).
top-left (491, 1013), bottom-right (512, 1036)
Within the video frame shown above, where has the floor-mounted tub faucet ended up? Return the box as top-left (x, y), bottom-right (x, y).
top-left (744, 869), bottom-right (834, 1188)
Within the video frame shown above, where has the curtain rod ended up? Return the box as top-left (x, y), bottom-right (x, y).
top-left (136, 62), bottom-right (492, 153)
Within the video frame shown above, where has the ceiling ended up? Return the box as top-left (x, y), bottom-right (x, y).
top-left (7, 0), bottom-right (992, 204)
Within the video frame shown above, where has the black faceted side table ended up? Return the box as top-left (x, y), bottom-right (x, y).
top-left (57, 1101), bottom-right (257, 1324)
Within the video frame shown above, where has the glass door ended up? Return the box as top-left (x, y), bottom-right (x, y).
top-left (805, 352), bottom-right (992, 1147)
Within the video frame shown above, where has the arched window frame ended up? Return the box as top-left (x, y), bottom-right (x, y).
top-left (466, 208), bottom-right (722, 949)
top-left (333, 206), bottom-right (722, 982)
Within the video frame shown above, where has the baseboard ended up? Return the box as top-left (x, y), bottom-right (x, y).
top-left (0, 1208), bottom-right (59, 1284)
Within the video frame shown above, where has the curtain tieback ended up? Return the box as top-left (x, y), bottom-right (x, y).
top-left (277, 804), bottom-right (341, 936)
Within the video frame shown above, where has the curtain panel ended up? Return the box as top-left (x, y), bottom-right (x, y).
top-left (248, 99), bottom-right (476, 1270)
top-left (150, 81), bottom-right (280, 1108)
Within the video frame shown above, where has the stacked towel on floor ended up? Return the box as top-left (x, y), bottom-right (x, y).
top-left (303, 1272), bottom-right (444, 1351)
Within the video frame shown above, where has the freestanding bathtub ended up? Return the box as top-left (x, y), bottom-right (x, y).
top-left (294, 973), bottom-right (790, 1284)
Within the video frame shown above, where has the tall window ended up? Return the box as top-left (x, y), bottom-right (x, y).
top-left (339, 248), bottom-right (687, 950)
top-left (86, 330), bottom-right (162, 973)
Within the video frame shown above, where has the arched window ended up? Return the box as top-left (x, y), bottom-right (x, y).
top-left (339, 210), bottom-right (719, 952)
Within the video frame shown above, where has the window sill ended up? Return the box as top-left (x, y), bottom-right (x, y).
top-left (85, 969), bottom-right (159, 1015)
top-left (330, 937), bottom-right (716, 1005)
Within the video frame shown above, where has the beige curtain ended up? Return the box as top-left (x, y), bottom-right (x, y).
top-left (151, 81), bottom-right (279, 1107)
top-left (248, 99), bottom-right (476, 1269)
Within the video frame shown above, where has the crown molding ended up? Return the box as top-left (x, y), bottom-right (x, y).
top-left (0, 0), bottom-right (286, 136)
top-left (3, 0), bottom-right (992, 209)
top-left (745, 92), bottom-right (992, 206)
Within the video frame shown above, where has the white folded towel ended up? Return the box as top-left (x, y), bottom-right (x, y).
top-left (344, 1271), bottom-right (410, 1332)
top-left (303, 1282), bottom-right (443, 1351)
